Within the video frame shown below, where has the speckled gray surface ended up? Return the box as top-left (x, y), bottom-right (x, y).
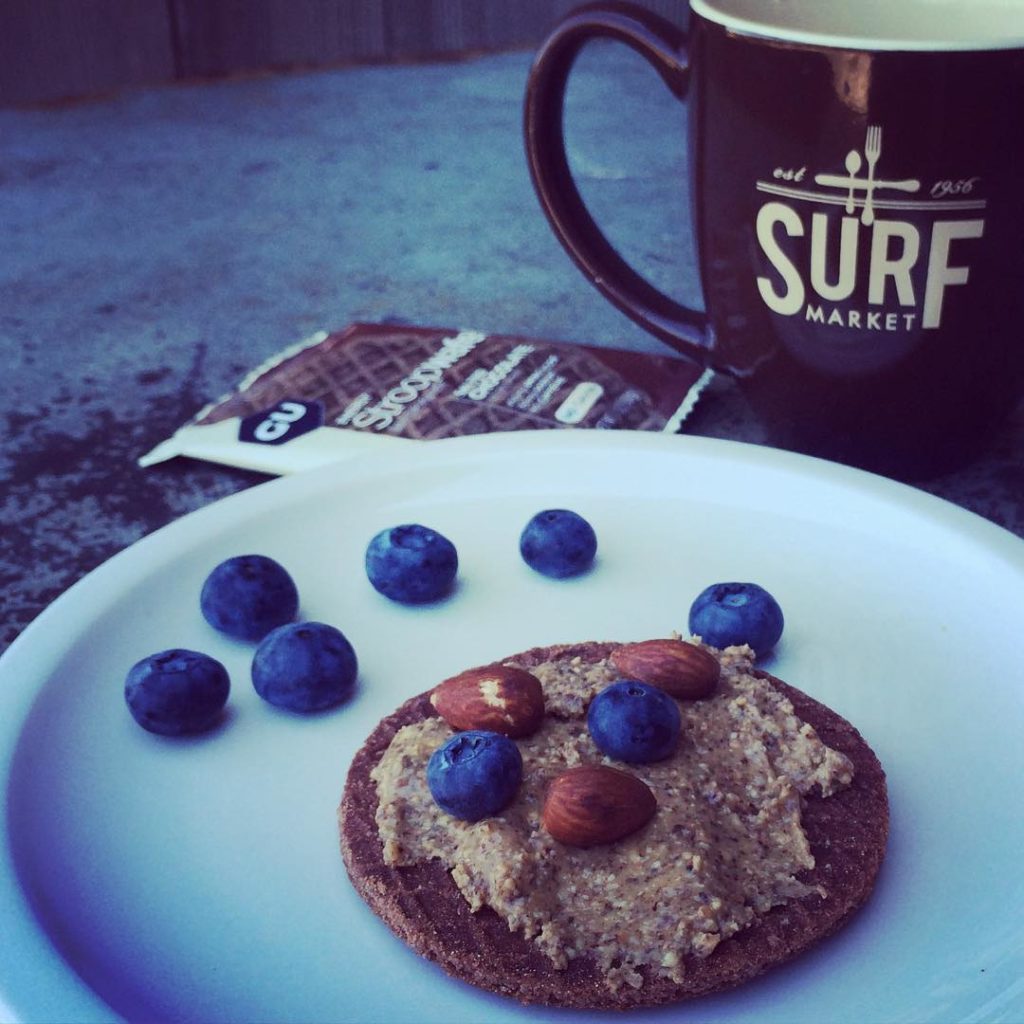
top-left (2, 45), bottom-right (1022, 655)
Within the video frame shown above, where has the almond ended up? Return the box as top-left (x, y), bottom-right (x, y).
top-left (430, 665), bottom-right (545, 738)
top-left (609, 638), bottom-right (720, 699)
top-left (542, 765), bottom-right (656, 847)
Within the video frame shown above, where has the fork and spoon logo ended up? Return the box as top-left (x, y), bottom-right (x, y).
top-left (814, 125), bottom-right (920, 225)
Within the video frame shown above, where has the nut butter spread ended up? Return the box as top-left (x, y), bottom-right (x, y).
top-left (371, 644), bottom-right (854, 991)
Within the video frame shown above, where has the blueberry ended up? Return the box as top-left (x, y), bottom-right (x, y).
top-left (200, 554), bottom-right (299, 641)
top-left (519, 509), bottom-right (597, 579)
top-left (365, 524), bottom-right (458, 604)
top-left (426, 730), bottom-right (523, 821)
top-left (688, 582), bottom-right (784, 656)
top-left (587, 680), bottom-right (681, 763)
top-left (125, 649), bottom-right (230, 736)
top-left (251, 621), bottom-right (358, 712)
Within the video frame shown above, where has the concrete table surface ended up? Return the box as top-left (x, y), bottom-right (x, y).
top-left (2, 46), bottom-right (1023, 655)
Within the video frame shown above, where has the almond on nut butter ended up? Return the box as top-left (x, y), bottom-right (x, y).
top-left (430, 665), bottom-right (545, 738)
top-left (542, 765), bottom-right (656, 847)
top-left (609, 638), bottom-right (720, 699)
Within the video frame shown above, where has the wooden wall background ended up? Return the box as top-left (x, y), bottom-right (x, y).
top-left (0, 0), bottom-right (691, 107)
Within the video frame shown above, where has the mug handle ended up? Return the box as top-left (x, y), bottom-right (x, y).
top-left (524, 3), bottom-right (711, 359)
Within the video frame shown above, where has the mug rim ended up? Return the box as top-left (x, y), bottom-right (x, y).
top-left (690, 0), bottom-right (1024, 52)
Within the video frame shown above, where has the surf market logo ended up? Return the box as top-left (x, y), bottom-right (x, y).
top-left (755, 125), bottom-right (986, 332)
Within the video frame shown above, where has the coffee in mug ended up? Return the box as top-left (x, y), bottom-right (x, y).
top-left (525, 0), bottom-right (1024, 478)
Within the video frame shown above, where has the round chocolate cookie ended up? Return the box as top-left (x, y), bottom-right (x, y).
top-left (338, 641), bottom-right (888, 1009)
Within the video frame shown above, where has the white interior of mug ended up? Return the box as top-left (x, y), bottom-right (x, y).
top-left (690, 0), bottom-right (1024, 50)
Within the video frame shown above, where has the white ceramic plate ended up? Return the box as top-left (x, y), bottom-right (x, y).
top-left (2, 431), bottom-right (1023, 1024)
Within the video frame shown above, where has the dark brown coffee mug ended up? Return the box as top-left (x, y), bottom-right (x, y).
top-left (525, 1), bottom-right (1024, 478)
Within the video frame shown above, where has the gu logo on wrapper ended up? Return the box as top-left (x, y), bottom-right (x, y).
top-left (239, 399), bottom-right (324, 446)
top-left (755, 125), bottom-right (986, 339)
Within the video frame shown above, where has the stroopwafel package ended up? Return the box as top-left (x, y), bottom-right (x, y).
top-left (140, 322), bottom-right (712, 474)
